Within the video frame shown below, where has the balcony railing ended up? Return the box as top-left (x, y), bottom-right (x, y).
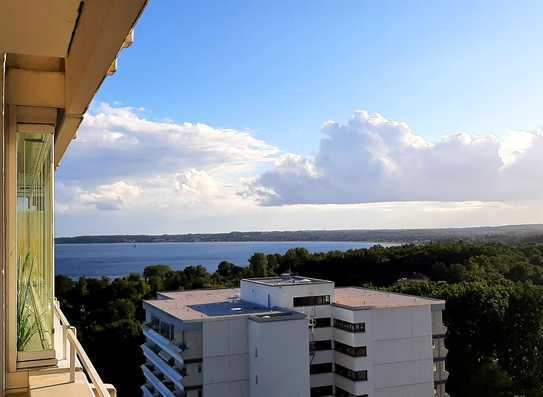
top-left (141, 364), bottom-right (176, 397)
top-left (53, 299), bottom-right (116, 397)
top-left (142, 325), bottom-right (184, 365)
top-left (141, 344), bottom-right (184, 390)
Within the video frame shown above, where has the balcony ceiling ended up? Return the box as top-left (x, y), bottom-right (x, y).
top-left (0, 0), bottom-right (81, 58)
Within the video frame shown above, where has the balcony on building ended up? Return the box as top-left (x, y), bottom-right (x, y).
top-left (0, 1), bottom-right (148, 396)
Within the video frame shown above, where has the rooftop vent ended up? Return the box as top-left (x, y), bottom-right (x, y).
top-left (280, 272), bottom-right (291, 280)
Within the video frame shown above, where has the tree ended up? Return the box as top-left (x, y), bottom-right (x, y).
top-left (248, 253), bottom-right (269, 276)
top-left (143, 264), bottom-right (172, 282)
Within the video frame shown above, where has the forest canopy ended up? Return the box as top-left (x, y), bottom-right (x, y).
top-left (55, 241), bottom-right (543, 396)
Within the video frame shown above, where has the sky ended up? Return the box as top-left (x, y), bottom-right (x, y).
top-left (56, 0), bottom-right (543, 236)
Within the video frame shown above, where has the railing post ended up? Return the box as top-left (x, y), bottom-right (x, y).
top-left (63, 324), bottom-right (68, 360)
top-left (69, 326), bottom-right (76, 383)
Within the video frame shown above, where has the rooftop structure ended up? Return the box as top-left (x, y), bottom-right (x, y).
top-left (244, 274), bottom-right (333, 287)
top-left (146, 289), bottom-right (285, 320)
top-left (334, 287), bottom-right (445, 310)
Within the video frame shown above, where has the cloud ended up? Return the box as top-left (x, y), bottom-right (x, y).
top-left (251, 111), bottom-right (543, 205)
top-left (176, 169), bottom-right (219, 196)
top-left (58, 103), bottom-right (279, 185)
top-left (56, 104), bottom-right (281, 214)
top-left (54, 104), bottom-right (543, 236)
top-left (57, 181), bottom-right (141, 212)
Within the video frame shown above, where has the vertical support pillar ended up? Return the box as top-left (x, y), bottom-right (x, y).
top-left (69, 327), bottom-right (76, 383)
top-left (0, 52), bottom-right (6, 396)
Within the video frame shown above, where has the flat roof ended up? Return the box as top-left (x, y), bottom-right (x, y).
top-left (334, 287), bottom-right (445, 310)
top-left (144, 288), bottom-right (284, 321)
top-left (242, 275), bottom-right (333, 287)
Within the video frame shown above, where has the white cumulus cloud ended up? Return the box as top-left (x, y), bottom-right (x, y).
top-left (58, 103), bottom-right (280, 185)
top-left (56, 104), bottom-right (281, 214)
top-left (251, 111), bottom-right (543, 205)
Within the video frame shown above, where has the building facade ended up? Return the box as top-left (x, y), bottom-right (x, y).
top-left (142, 275), bottom-right (449, 397)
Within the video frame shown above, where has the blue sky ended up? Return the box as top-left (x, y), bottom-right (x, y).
top-left (95, 0), bottom-right (543, 154)
top-left (56, 1), bottom-right (543, 235)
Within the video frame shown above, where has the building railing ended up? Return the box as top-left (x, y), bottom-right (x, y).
top-left (53, 299), bottom-right (116, 397)
top-left (142, 325), bottom-right (184, 365)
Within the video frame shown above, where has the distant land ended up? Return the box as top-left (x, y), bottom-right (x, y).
top-left (56, 224), bottom-right (543, 244)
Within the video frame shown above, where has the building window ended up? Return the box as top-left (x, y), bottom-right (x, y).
top-left (310, 385), bottom-right (334, 396)
top-left (335, 386), bottom-right (368, 397)
top-left (160, 321), bottom-right (174, 341)
top-left (312, 317), bottom-right (332, 328)
top-left (16, 131), bottom-right (54, 354)
top-left (310, 362), bottom-right (333, 374)
top-left (334, 364), bottom-right (368, 381)
top-left (334, 341), bottom-right (367, 357)
top-left (333, 319), bottom-right (365, 333)
top-left (149, 316), bottom-right (160, 331)
top-left (293, 295), bottom-right (331, 307)
top-left (310, 340), bottom-right (332, 351)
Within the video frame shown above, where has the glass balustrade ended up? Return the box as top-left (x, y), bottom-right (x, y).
top-left (16, 131), bottom-right (54, 355)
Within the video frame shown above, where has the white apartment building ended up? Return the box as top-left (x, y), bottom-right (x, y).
top-left (141, 275), bottom-right (448, 397)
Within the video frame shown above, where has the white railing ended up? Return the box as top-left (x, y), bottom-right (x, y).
top-left (141, 325), bottom-right (184, 365)
top-left (53, 299), bottom-right (116, 397)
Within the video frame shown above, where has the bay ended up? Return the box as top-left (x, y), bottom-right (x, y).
top-left (55, 241), bottom-right (395, 278)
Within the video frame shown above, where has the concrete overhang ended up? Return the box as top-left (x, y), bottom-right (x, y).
top-left (0, 1), bottom-right (81, 58)
top-left (1, 0), bottom-right (148, 167)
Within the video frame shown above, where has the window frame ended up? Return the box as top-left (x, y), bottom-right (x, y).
top-left (293, 295), bottom-right (331, 307)
top-left (333, 318), bottom-right (366, 333)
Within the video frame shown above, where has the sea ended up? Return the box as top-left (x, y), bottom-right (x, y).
top-left (55, 241), bottom-right (395, 279)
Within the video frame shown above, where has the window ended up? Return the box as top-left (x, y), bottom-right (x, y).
top-left (333, 319), bottom-right (365, 333)
top-left (310, 340), bottom-right (332, 351)
top-left (312, 317), bottom-right (332, 328)
top-left (310, 362), bottom-right (333, 374)
top-left (149, 316), bottom-right (160, 331)
top-left (16, 131), bottom-right (54, 354)
top-left (160, 321), bottom-right (174, 341)
top-left (293, 295), bottom-right (331, 307)
top-left (335, 387), bottom-right (368, 397)
top-left (334, 364), bottom-right (368, 381)
top-left (310, 385), bottom-right (334, 396)
top-left (334, 341), bottom-right (367, 357)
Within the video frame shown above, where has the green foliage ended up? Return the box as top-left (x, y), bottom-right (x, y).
top-left (248, 252), bottom-right (269, 276)
top-left (390, 280), bottom-right (543, 396)
top-left (55, 241), bottom-right (543, 396)
top-left (17, 253), bottom-right (49, 351)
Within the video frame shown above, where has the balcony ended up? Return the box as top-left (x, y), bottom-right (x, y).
top-left (26, 300), bottom-right (116, 397)
top-left (142, 325), bottom-right (184, 365)
top-left (141, 344), bottom-right (184, 389)
top-left (141, 383), bottom-right (160, 397)
top-left (141, 364), bottom-right (177, 397)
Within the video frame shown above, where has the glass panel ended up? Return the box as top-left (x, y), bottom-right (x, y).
top-left (16, 132), bottom-right (54, 353)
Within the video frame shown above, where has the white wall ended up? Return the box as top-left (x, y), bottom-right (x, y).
top-left (202, 317), bottom-right (249, 397)
top-left (248, 317), bottom-right (310, 397)
top-left (333, 304), bottom-right (434, 397)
